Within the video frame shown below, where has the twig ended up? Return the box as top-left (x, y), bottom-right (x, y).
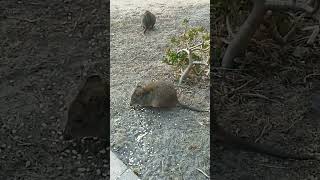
top-left (258, 164), bottom-right (289, 169)
top-left (7, 17), bottom-right (40, 23)
top-left (189, 43), bottom-right (203, 50)
top-left (228, 79), bottom-right (255, 95)
top-left (303, 73), bottom-right (320, 83)
top-left (192, 61), bottom-right (207, 65)
top-left (177, 49), bottom-right (193, 85)
top-left (305, 25), bottom-right (320, 44)
top-left (213, 16), bottom-right (224, 26)
top-left (226, 15), bottom-right (235, 38)
top-left (241, 92), bottom-right (279, 103)
top-left (196, 168), bottom-right (209, 179)
top-left (255, 118), bottom-right (270, 143)
top-left (285, 13), bottom-right (306, 41)
top-left (280, 116), bottom-right (304, 133)
top-left (8, 134), bottom-right (35, 147)
top-left (72, 9), bottom-right (83, 34)
top-left (302, 25), bottom-right (319, 31)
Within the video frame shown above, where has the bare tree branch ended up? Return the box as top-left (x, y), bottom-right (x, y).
top-left (222, 0), bottom-right (267, 68)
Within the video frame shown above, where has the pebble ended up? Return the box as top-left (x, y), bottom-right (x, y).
top-left (25, 161), bottom-right (31, 167)
top-left (78, 167), bottom-right (86, 172)
top-left (96, 169), bottom-right (101, 175)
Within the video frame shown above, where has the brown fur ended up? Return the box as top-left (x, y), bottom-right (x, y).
top-left (130, 81), bottom-right (208, 112)
top-left (141, 10), bottom-right (156, 34)
top-left (63, 75), bottom-right (108, 140)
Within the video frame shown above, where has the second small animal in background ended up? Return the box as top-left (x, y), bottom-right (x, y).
top-left (141, 10), bottom-right (156, 34)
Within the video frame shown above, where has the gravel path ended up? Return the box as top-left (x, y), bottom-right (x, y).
top-left (110, 0), bottom-right (210, 179)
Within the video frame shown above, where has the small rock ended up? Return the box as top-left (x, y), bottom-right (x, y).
top-left (96, 169), bottom-right (101, 175)
top-left (25, 161), bottom-right (31, 168)
top-left (99, 149), bottom-right (106, 154)
top-left (77, 167), bottom-right (86, 172)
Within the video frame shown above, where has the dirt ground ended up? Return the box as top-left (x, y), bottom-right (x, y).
top-left (110, 0), bottom-right (210, 179)
top-left (0, 0), bottom-right (108, 179)
top-left (212, 6), bottom-right (320, 180)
